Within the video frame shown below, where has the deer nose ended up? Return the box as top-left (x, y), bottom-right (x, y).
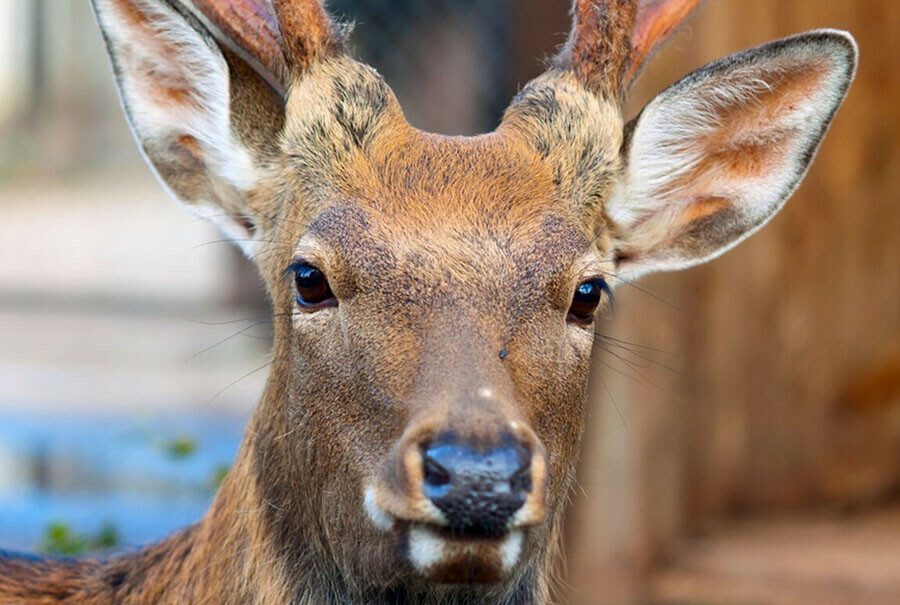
top-left (421, 436), bottom-right (532, 537)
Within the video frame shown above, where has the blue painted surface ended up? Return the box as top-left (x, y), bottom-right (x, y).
top-left (0, 409), bottom-right (246, 552)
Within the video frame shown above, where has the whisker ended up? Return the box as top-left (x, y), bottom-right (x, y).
top-left (191, 238), bottom-right (288, 250)
top-left (207, 360), bottom-right (273, 405)
top-left (593, 332), bottom-right (676, 356)
top-left (185, 321), bottom-right (270, 361)
top-left (594, 335), bottom-right (680, 374)
top-left (606, 271), bottom-right (695, 316)
top-left (596, 343), bottom-right (672, 391)
top-left (597, 374), bottom-right (630, 436)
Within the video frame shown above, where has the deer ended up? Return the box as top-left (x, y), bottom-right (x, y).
top-left (0, 0), bottom-right (857, 603)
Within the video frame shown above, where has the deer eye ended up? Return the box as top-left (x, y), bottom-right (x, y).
top-left (292, 262), bottom-right (336, 308)
top-left (567, 277), bottom-right (610, 323)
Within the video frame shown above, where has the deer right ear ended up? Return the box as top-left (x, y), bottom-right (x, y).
top-left (607, 30), bottom-right (858, 280)
top-left (92, 0), bottom-right (282, 257)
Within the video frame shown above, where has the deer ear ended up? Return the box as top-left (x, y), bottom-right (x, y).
top-left (608, 30), bottom-right (857, 279)
top-left (92, 0), bottom-right (278, 257)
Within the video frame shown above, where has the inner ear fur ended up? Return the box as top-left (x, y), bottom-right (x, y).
top-left (92, 0), bottom-right (284, 257)
top-left (608, 29), bottom-right (858, 279)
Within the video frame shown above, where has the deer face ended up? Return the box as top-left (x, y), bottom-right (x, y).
top-left (249, 59), bottom-right (624, 585)
top-left (93, 0), bottom-right (856, 597)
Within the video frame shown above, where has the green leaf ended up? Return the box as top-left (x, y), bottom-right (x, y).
top-left (40, 521), bottom-right (87, 556)
top-left (163, 435), bottom-right (197, 459)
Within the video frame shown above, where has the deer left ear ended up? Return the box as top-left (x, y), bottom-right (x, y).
top-left (92, 0), bottom-right (283, 258)
top-left (608, 30), bottom-right (857, 279)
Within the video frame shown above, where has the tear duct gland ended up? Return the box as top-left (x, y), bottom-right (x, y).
top-left (0, 1), bottom-right (857, 603)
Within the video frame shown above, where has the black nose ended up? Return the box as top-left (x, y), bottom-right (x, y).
top-left (421, 435), bottom-right (532, 537)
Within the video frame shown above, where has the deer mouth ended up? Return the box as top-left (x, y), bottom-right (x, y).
top-left (406, 524), bottom-right (525, 584)
top-left (364, 486), bottom-right (530, 583)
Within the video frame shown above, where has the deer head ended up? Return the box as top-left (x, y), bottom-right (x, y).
top-left (91, 0), bottom-right (856, 600)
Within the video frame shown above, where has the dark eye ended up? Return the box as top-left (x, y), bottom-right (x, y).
top-left (567, 277), bottom-right (610, 323)
top-left (292, 262), bottom-right (336, 308)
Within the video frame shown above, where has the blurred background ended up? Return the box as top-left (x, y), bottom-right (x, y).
top-left (0, 1), bottom-right (897, 603)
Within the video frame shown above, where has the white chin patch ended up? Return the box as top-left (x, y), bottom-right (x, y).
top-left (408, 526), bottom-right (447, 572)
top-left (407, 526), bottom-right (525, 577)
top-left (499, 530), bottom-right (524, 572)
top-left (364, 487), bottom-right (395, 531)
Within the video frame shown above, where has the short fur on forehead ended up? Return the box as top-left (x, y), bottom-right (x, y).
top-left (278, 58), bottom-right (625, 236)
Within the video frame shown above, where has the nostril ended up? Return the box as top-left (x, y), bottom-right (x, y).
top-left (510, 464), bottom-right (532, 494)
top-left (423, 456), bottom-right (450, 487)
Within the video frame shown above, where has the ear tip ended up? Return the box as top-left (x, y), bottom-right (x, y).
top-left (749, 29), bottom-right (859, 95)
top-left (810, 30), bottom-right (861, 96)
top-left (792, 29), bottom-right (860, 74)
top-left (807, 29), bottom-right (858, 58)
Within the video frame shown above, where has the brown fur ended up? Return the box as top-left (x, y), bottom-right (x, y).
top-left (557, 0), bottom-right (639, 98)
top-left (2, 1), bottom-right (854, 603)
top-left (557, 0), bottom-right (703, 98)
top-left (272, 0), bottom-right (342, 72)
top-left (1, 51), bottom-right (617, 604)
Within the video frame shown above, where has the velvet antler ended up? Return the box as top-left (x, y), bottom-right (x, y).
top-left (270, 0), bottom-right (341, 71)
top-left (559, 0), bottom-right (702, 98)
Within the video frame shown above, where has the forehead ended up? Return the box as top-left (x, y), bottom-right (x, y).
top-left (297, 132), bottom-right (593, 280)
top-left (304, 202), bottom-right (589, 279)
top-left (325, 130), bottom-right (568, 231)
top-left (277, 58), bottom-right (620, 274)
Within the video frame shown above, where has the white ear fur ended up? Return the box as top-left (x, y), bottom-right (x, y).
top-left (608, 29), bottom-right (858, 281)
top-left (92, 0), bottom-right (263, 256)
